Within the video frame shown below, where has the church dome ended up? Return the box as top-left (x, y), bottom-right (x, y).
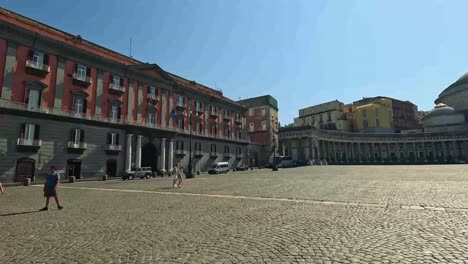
top-left (435, 73), bottom-right (468, 111)
top-left (422, 103), bottom-right (465, 127)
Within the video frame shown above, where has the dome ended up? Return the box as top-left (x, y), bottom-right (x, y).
top-left (422, 103), bottom-right (465, 128)
top-left (435, 73), bottom-right (468, 111)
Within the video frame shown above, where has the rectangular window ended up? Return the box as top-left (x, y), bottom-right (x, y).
top-left (147, 112), bottom-right (155, 125)
top-left (22, 124), bottom-right (36, 144)
top-left (107, 132), bottom-right (119, 146)
top-left (177, 95), bottom-right (184, 107)
top-left (72, 129), bottom-right (84, 144)
top-left (224, 146), bottom-right (230, 154)
top-left (149, 86), bottom-right (156, 97)
top-left (74, 97), bottom-right (83, 116)
top-left (249, 108), bottom-right (254, 116)
top-left (77, 64), bottom-right (87, 79)
top-left (261, 108), bottom-right (266, 116)
top-left (176, 140), bottom-right (184, 151)
top-left (319, 115), bottom-right (323, 123)
top-left (327, 112), bottom-right (332, 122)
top-left (178, 119), bottom-right (184, 130)
top-left (32, 51), bottom-right (44, 66)
top-left (211, 125), bottom-right (217, 135)
top-left (211, 106), bottom-right (216, 115)
top-left (111, 105), bottom-right (119, 120)
top-left (210, 144), bottom-right (216, 153)
top-left (112, 75), bottom-right (120, 87)
top-left (196, 101), bottom-right (201, 111)
top-left (249, 123), bottom-right (254, 132)
top-left (28, 89), bottom-right (40, 110)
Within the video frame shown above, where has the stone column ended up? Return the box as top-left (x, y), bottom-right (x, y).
top-left (379, 143), bottom-right (384, 162)
top-left (125, 134), bottom-right (133, 171)
top-left (160, 138), bottom-right (166, 173)
top-left (442, 141), bottom-right (447, 162)
top-left (386, 143), bottom-right (391, 162)
top-left (453, 141), bottom-right (459, 160)
top-left (317, 140), bottom-right (321, 160)
top-left (422, 142), bottom-right (427, 162)
top-left (357, 142), bottom-right (361, 162)
top-left (135, 135), bottom-right (142, 168)
top-left (344, 142), bottom-right (348, 163)
top-left (168, 139), bottom-right (174, 172)
top-left (432, 142), bottom-right (437, 162)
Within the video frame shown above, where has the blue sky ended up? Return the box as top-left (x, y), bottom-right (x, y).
top-left (2, 0), bottom-right (467, 124)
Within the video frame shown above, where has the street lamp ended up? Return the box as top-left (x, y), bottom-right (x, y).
top-left (186, 104), bottom-right (194, 178)
top-left (272, 128), bottom-right (278, 171)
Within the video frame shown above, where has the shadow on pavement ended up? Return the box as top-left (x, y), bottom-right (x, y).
top-left (0, 210), bottom-right (42, 217)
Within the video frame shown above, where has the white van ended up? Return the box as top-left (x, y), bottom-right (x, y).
top-left (208, 162), bottom-right (230, 174)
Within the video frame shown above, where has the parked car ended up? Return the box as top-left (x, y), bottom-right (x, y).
top-left (236, 165), bottom-right (247, 171)
top-left (208, 162), bottom-right (229, 174)
top-left (122, 167), bottom-right (153, 180)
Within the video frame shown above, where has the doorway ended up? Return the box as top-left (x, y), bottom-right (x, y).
top-left (15, 158), bottom-right (36, 182)
top-left (142, 143), bottom-right (158, 172)
top-left (106, 159), bottom-right (117, 177)
top-left (67, 159), bottom-right (82, 179)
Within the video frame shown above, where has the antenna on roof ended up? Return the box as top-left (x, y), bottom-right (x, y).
top-left (129, 37), bottom-right (133, 58)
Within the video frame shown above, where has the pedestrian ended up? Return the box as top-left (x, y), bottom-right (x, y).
top-left (172, 166), bottom-right (179, 188)
top-left (40, 166), bottom-right (63, 211)
top-left (177, 166), bottom-right (184, 188)
top-left (0, 181), bottom-right (4, 194)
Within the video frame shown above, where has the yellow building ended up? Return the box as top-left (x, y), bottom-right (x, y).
top-left (354, 98), bottom-right (394, 133)
top-left (294, 100), bottom-right (353, 131)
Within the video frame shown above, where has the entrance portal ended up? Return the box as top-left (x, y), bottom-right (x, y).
top-left (67, 159), bottom-right (82, 179)
top-left (106, 159), bottom-right (117, 177)
top-left (142, 143), bottom-right (158, 172)
top-left (15, 158), bottom-right (35, 182)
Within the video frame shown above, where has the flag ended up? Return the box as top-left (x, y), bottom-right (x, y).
top-left (169, 108), bottom-right (177, 119)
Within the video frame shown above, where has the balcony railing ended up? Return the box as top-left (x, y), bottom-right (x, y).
top-left (176, 102), bottom-right (186, 110)
top-left (17, 138), bottom-right (42, 147)
top-left (147, 94), bottom-right (159, 104)
top-left (210, 152), bottom-right (218, 158)
top-left (25, 60), bottom-right (50, 76)
top-left (223, 153), bottom-right (232, 158)
top-left (109, 83), bottom-right (125, 94)
top-left (175, 149), bottom-right (185, 156)
top-left (67, 141), bottom-right (87, 150)
top-left (106, 144), bottom-right (122, 152)
top-left (0, 100), bottom-right (251, 144)
top-left (72, 73), bottom-right (92, 87)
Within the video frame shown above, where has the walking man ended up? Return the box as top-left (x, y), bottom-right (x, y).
top-left (40, 166), bottom-right (63, 211)
top-left (0, 181), bottom-right (4, 194)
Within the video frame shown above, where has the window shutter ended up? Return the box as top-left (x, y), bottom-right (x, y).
top-left (70, 129), bottom-right (75, 141)
top-left (107, 133), bottom-right (111, 145)
top-left (82, 100), bottom-right (88, 114)
top-left (43, 54), bottom-right (49, 65)
top-left (24, 89), bottom-right (30, 104)
top-left (86, 67), bottom-right (91, 77)
top-left (110, 74), bottom-right (113, 83)
top-left (74, 63), bottom-right (78, 73)
top-left (117, 107), bottom-right (121, 119)
top-left (80, 129), bottom-right (85, 142)
top-left (116, 134), bottom-right (120, 145)
top-left (28, 50), bottom-right (34, 60)
top-left (20, 124), bottom-right (25, 138)
top-left (120, 78), bottom-right (124, 87)
top-left (34, 125), bottom-right (40, 140)
top-left (181, 141), bottom-right (184, 150)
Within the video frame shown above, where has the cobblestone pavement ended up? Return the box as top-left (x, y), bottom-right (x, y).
top-left (1, 165), bottom-right (468, 263)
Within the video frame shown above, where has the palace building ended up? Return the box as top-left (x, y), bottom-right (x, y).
top-left (0, 8), bottom-right (268, 182)
top-left (279, 76), bottom-right (468, 165)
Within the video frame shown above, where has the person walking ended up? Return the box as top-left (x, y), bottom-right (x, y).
top-left (176, 166), bottom-right (184, 188)
top-left (0, 181), bottom-right (4, 194)
top-left (172, 166), bottom-right (179, 188)
top-left (40, 166), bottom-right (63, 211)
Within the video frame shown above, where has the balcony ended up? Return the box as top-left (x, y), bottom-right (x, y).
top-left (210, 152), bottom-right (218, 158)
top-left (236, 153), bottom-right (244, 160)
top-left (25, 60), bottom-right (50, 77)
top-left (195, 107), bottom-right (203, 115)
top-left (109, 83), bottom-right (126, 95)
top-left (223, 115), bottom-right (230, 121)
top-left (235, 117), bottom-right (242, 124)
top-left (223, 153), bottom-right (232, 159)
top-left (210, 111), bottom-right (218, 118)
top-left (194, 150), bottom-right (203, 158)
top-left (67, 141), bottom-right (87, 153)
top-left (105, 144), bottom-right (122, 154)
top-left (176, 102), bottom-right (186, 111)
top-left (72, 73), bottom-right (92, 87)
top-left (147, 94), bottom-right (159, 104)
top-left (17, 138), bottom-right (42, 152)
top-left (175, 149), bottom-right (186, 157)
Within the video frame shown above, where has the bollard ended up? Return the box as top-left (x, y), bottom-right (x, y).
top-left (69, 176), bottom-right (76, 183)
top-left (102, 175), bottom-right (108, 181)
top-left (197, 171), bottom-right (200, 175)
top-left (23, 178), bottom-right (31, 186)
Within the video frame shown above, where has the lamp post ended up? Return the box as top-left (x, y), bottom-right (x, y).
top-left (272, 128), bottom-right (278, 171)
top-left (186, 103), bottom-right (194, 178)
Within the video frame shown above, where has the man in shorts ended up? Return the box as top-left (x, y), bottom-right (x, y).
top-left (40, 166), bottom-right (63, 211)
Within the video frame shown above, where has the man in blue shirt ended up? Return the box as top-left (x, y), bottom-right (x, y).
top-left (40, 166), bottom-right (63, 211)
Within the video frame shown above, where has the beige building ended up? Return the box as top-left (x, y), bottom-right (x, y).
top-left (294, 100), bottom-right (352, 131)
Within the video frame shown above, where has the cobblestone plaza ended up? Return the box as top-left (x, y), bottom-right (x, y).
top-left (2, 165), bottom-right (468, 263)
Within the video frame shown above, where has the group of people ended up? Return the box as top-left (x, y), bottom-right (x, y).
top-left (1, 165), bottom-right (187, 210)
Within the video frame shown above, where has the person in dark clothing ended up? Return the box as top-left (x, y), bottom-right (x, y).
top-left (40, 166), bottom-right (63, 211)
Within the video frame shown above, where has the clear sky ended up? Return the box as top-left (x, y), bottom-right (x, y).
top-left (2, 0), bottom-right (467, 124)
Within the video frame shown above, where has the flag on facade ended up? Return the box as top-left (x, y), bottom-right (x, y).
top-left (169, 108), bottom-right (177, 119)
